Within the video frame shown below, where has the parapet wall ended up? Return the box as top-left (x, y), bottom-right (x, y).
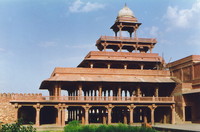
top-left (0, 93), bottom-right (42, 124)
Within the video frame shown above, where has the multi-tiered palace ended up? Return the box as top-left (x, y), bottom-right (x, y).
top-left (8, 5), bottom-right (200, 126)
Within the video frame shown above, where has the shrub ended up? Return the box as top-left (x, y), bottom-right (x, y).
top-left (64, 121), bottom-right (158, 132)
top-left (0, 119), bottom-right (36, 132)
top-left (64, 120), bottom-right (81, 132)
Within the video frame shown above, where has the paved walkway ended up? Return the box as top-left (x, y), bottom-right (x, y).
top-left (153, 124), bottom-right (200, 132)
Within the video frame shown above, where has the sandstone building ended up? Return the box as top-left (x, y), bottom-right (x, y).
top-left (0, 5), bottom-right (199, 126)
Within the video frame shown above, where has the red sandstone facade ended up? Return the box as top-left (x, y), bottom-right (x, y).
top-left (0, 5), bottom-right (199, 126)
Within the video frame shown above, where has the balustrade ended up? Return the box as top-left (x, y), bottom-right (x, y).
top-left (11, 95), bottom-right (174, 103)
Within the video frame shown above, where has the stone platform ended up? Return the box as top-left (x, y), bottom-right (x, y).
top-left (153, 123), bottom-right (200, 132)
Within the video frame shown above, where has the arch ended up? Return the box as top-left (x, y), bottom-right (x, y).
top-left (67, 106), bottom-right (84, 123)
top-left (112, 106), bottom-right (129, 124)
top-left (89, 106), bottom-right (107, 124)
top-left (40, 106), bottom-right (57, 125)
top-left (134, 107), bottom-right (151, 123)
top-left (18, 106), bottom-right (36, 124)
top-left (155, 107), bottom-right (171, 124)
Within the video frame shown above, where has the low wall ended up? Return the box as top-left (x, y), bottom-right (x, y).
top-left (0, 93), bottom-right (41, 124)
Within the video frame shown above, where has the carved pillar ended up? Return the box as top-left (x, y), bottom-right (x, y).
top-left (83, 104), bottom-right (91, 125)
top-left (171, 104), bottom-right (175, 124)
top-left (98, 85), bottom-right (102, 96)
top-left (62, 105), bottom-right (67, 126)
top-left (105, 104), bottom-right (113, 124)
top-left (155, 86), bottom-right (159, 97)
top-left (55, 104), bottom-right (62, 126)
top-left (118, 87), bottom-right (121, 97)
top-left (33, 103), bottom-right (43, 127)
top-left (127, 104), bottom-right (135, 125)
top-left (78, 84), bottom-right (82, 97)
top-left (148, 104), bottom-right (157, 125)
top-left (136, 86), bottom-right (141, 97)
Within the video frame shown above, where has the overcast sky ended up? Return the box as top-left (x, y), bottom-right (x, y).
top-left (0, 0), bottom-right (200, 95)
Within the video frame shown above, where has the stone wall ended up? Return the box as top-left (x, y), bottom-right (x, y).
top-left (0, 93), bottom-right (15, 123)
top-left (0, 93), bottom-right (42, 124)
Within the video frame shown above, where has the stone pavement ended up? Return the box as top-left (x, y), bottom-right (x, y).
top-left (153, 123), bottom-right (200, 132)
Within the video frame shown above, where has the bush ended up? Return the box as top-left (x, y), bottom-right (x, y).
top-left (64, 121), bottom-right (158, 132)
top-left (0, 119), bottom-right (36, 132)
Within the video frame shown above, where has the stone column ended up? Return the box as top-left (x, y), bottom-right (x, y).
top-left (105, 104), bottom-right (113, 124)
top-left (127, 104), bottom-right (136, 125)
top-left (98, 85), bottom-right (102, 97)
top-left (83, 104), bottom-right (91, 125)
top-left (62, 105), bottom-right (67, 126)
top-left (78, 84), bottom-right (82, 101)
top-left (148, 104), bottom-right (157, 125)
top-left (118, 87), bottom-right (121, 100)
top-left (136, 86), bottom-right (141, 97)
top-left (155, 86), bottom-right (159, 97)
top-left (55, 104), bottom-right (62, 126)
top-left (33, 103), bottom-right (43, 127)
top-left (171, 104), bottom-right (175, 124)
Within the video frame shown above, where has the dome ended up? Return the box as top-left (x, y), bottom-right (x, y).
top-left (118, 5), bottom-right (134, 18)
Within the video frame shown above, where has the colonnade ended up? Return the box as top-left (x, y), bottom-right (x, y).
top-left (88, 61), bottom-right (159, 70)
top-left (66, 85), bottom-right (160, 98)
top-left (14, 103), bottom-right (175, 126)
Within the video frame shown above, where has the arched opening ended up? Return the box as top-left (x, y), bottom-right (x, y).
top-left (18, 106), bottom-right (36, 124)
top-left (40, 106), bottom-right (57, 125)
top-left (155, 107), bottom-right (171, 124)
top-left (112, 106), bottom-right (129, 124)
top-left (134, 107), bottom-right (150, 123)
top-left (89, 106), bottom-right (107, 124)
top-left (67, 106), bottom-right (84, 124)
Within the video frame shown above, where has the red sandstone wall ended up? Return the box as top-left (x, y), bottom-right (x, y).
top-left (0, 93), bottom-right (16, 123)
top-left (0, 93), bottom-right (42, 124)
top-left (171, 83), bottom-right (192, 122)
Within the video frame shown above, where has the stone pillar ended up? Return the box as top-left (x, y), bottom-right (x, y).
top-left (105, 104), bottom-right (113, 124)
top-left (155, 86), bottom-right (159, 97)
top-left (148, 104), bottom-right (157, 125)
top-left (127, 104), bottom-right (135, 125)
top-left (171, 104), bottom-right (175, 124)
top-left (118, 87), bottom-right (121, 99)
top-left (33, 103), bottom-right (43, 127)
top-left (98, 85), bottom-right (102, 97)
top-left (83, 104), bottom-right (91, 125)
top-left (62, 105), bottom-right (67, 126)
top-left (55, 104), bottom-right (62, 126)
top-left (136, 86), bottom-right (141, 97)
top-left (78, 84), bottom-right (82, 97)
